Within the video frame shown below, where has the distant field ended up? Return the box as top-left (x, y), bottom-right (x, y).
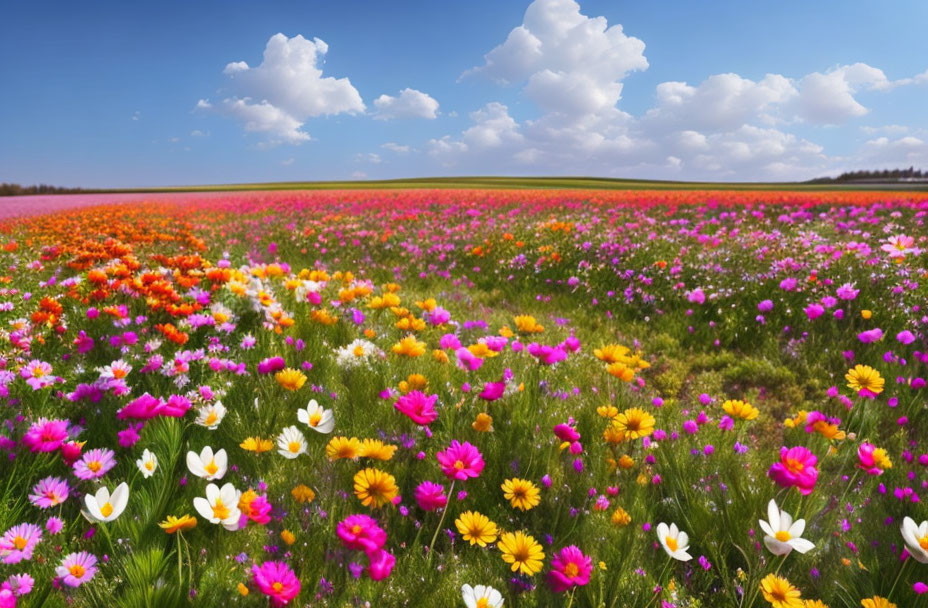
top-left (8, 176), bottom-right (928, 195)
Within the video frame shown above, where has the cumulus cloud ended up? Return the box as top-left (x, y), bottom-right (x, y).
top-left (381, 142), bottom-right (410, 153)
top-left (205, 33), bottom-right (364, 144)
top-left (373, 88), bottom-right (439, 120)
top-left (857, 136), bottom-right (928, 167)
top-left (794, 63), bottom-right (893, 124)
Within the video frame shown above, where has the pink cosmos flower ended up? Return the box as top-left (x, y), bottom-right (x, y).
top-left (0, 524), bottom-right (42, 564)
top-left (6, 573), bottom-right (34, 596)
top-left (60, 441), bottom-right (84, 465)
top-left (547, 545), bottom-right (592, 592)
top-left (56, 552), bottom-right (97, 587)
top-left (436, 440), bottom-right (484, 481)
top-left (252, 561), bottom-right (301, 606)
top-left (116, 393), bottom-right (164, 420)
top-left (336, 515), bottom-right (387, 554)
top-left (21, 418), bottom-right (68, 453)
top-left (73, 448), bottom-right (116, 480)
top-left (20, 360), bottom-right (54, 390)
top-left (768, 446), bottom-right (819, 495)
top-left (455, 347), bottom-right (483, 371)
top-left (527, 343), bottom-right (568, 365)
top-left (857, 442), bottom-right (890, 476)
top-left (414, 481), bottom-right (447, 512)
top-left (0, 584), bottom-right (15, 608)
top-left (29, 477), bottom-right (69, 509)
top-left (478, 381), bottom-right (506, 402)
top-left (394, 391), bottom-right (439, 426)
top-left (366, 549), bottom-right (395, 581)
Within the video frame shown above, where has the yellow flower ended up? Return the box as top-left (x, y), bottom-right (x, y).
top-left (158, 514), bottom-right (197, 534)
top-left (281, 529), bottom-right (295, 545)
top-left (618, 454), bottom-right (635, 469)
top-left (861, 309), bottom-right (872, 319)
top-left (611, 507), bottom-right (631, 526)
top-left (326, 436), bottom-right (362, 461)
top-left (353, 468), bottom-right (398, 509)
top-left (860, 598), bottom-right (895, 608)
top-left (275, 368), bottom-right (307, 391)
top-left (498, 531), bottom-right (545, 576)
top-left (501, 478), bottom-right (541, 511)
top-left (613, 408), bottom-right (655, 440)
top-left (513, 315), bottom-right (544, 334)
top-left (606, 362), bottom-right (635, 382)
top-left (472, 412), bottom-right (493, 432)
top-left (415, 298), bottom-right (436, 311)
top-left (399, 374), bottom-right (428, 393)
top-left (723, 399), bottom-right (759, 420)
top-left (291, 484), bottom-right (315, 504)
top-left (594, 344), bottom-right (630, 364)
top-left (432, 349), bottom-right (449, 363)
top-left (603, 425), bottom-right (625, 445)
top-left (359, 439), bottom-right (397, 461)
top-left (845, 365), bottom-right (884, 394)
top-left (237, 582), bottom-right (249, 596)
top-left (240, 436), bottom-right (273, 453)
top-left (391, 335), bottom-right (426, 357)
top-left (803, 601), bottom-right (829, 608)
top-left (454, 511), bottom-right (498, 547)
top-left (597, 405), bottom-right (619, 419)
top-left (760, 574), bottom-right (803, 608)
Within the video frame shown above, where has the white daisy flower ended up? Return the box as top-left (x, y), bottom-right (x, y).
top-left (759, 499), bottom-right (815, 556)
top-left (193, 483), bottom-right (241, 531)
top-left (297, 399), bottom-right (334, 434)
top-left (84, 482), bottom-right (129, 522)
top-left (656, 522), bottom-right (692, 561)
top-left (277, 425), bottom-right (307, 459)
top-left (186, 446), bottom-right (228, 480)
top-left (136, 449), bottom-right (158, 478)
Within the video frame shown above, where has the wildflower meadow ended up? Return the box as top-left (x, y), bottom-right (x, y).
top-left (0, 188), bottom-right (927, 608)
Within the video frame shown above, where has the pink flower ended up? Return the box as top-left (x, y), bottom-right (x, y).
top-left (336, 515), bottom-right (387, 554)
top-left (257, 356), bottom-right (287, 375)
top-left (857, 442), bottom-right (890, 476)
top-left (21, 418), bottom-right (68, 453)
top-left (455, 347), bottom-right (483, 371)
top-left (478, 381), bottom-right (506, 402)
top-left (553, 423), bottom-right (580, 443)
top-left (20, 360), bottom-right (54, 390)
top-left (857, 328), bottom-right (883, 344)
top-left (897, 330), bottom-right (916, 345)
top-left (251, 561), bottom-right (300, 606)
top-left (768, 446), bottom-right (818, 495)
top-left (527, 343), bottom-right (567, 365)
top-left (29, 477), bottom-right (69, 509)
top-left (414, 481), bottom-right (447, 512)
top-left (116, 393), bottom-right (164, 420)
top-left (436, 440), bottom-right (484, 481)
top-left (0, 524), bottom-right (42, 564)
top-left (547, 545), bottom-right (592, 592)
top-left (56, 552), bottom-right (96, 587)
top-left (0, 585), bottom-right (15, 608)
top-left (394, 391), bottom-right (439, 426)
top-left (366, 549), bottom-right (395, 581)
top-left (73, 448), bottom-right (116, 480)
top-left (6, 573), bottom-right (34, 597)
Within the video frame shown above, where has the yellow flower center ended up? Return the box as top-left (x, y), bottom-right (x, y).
top-left (212, 498), bottom-right (229, 521)
top-left (13, 536), bottom-right (27, 550)
top-left (205, 459), bottom-right (218, 475)
top-left (272, 582), bottom-right (283, 593)
top-left (204, 412), bottom-right (218, 425)
top-left (665, 536), bottom-right (678, 552)
top-left (145, 461), bottom-right (154, 471)
top-left (69, 564), bottom-right (86, 578)
top-left (476, 600), bottom-right (489, 608)
top-left (454, 460), bottom-right (465, 470)
top-left (288, 441), bottom-right (301, 453)
top-left (353, 345), bottom-right (365, 357)
top-left (100, 502), bottom-right (114, 517)
top-left (351, 525), bottom-right (362, 534)
top-left (775, 531), bottom-right (791, 542)
top-left (309, 412), bottom-right (322, 427)
top-left (33, 367), bottom-right (46, 378)
top-left (919, 535), bottom-right (928, 552)
top-left (112, 368), bottom-right (127, 379)
top-left (785, 458), bottom-right (804, 473)
top-left (87, 461), bottom-right (102, 473)
top-left (565, 562), bottom-right (580, 578)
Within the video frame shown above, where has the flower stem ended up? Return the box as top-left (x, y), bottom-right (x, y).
top-left (426, 480), bottom-right (455, 566)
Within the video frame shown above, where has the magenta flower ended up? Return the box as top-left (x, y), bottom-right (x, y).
top-left (857, 328), bottom-right (883, 344)
top-left (857, 442), bottom-right (890, 476)
top-left (768, 446), bottom-right (818, 495)
top-left (553, 423), bottom-right (580, 443)
top-left (29, 477), bottom-right (70, 509)
top-left (56, 552), bottom-right (97, 587)
top-left (252, 561), bottom-right (300, 606)
top-left (547, 545), bottom-right (592, 592)
top-left (527, 343), bottom-right (568, 365)
top-left (73, 448), bottom-right (116, 480)
top-left (414, 481), bottom-right (447, 512)
top-left (366, 548), bottom-right (395, 581)
top-left (257, 356), bottom-right (286, 375)
top-left (336, 515), bottom-right (387, 554)
top-left (116, 393), bottom-right (164, 420)
top-left (21, 418), bottom-right (68, 453)
top-left (0, 524), bottom-right (43, 564)
top-left (478, 381), bottom-right (506, 402)
top-left (394, 391), bottom-right (439, 426)
top-left (897, 330), bottom-right (916, 345)
top-left (455, 347), bottom-right (483, 371)
top-left (436, 440), bottom-right (484, 481)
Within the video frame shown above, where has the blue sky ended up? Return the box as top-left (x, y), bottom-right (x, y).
top-left (2, 0), bottom-right (927, 187)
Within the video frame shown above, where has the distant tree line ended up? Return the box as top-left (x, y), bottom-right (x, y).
top-left (808, 167), bottom-right (927, 183)
top-left (0, 183), bottom-right (89, 196)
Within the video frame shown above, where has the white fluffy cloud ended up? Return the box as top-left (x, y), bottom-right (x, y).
top-left (794, 63), bottom-right (893, 125)
top-left (857, 136), bottom-right (928, 167)
top-left (206, 33), bottom-right (364, 144)
top-left (373, 88), bottom-right (439, 120)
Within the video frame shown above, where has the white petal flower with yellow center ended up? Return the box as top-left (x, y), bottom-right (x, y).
top-left (193, 482), bottom-right (241, 531)
top-left (85, 482), bottom-right (129, 522)
top-left (759, 499), bottom-right (815, 556)
top-left (297, 400), bottom-right (334, 434)
top-left (136, 449), bottom-right (158, 478)
top-left (901, 516), bottom-right (928, 563)
top-left (656, 522), bottom-right (692, 561)
top-left (195, 401), bottom-right (227, 430)
top-left (186, 446), bottom-right (227, 480)
top-left (277, 425), bottom-right (307, 459)
top-left (462, 583), bottom-right (504, 608)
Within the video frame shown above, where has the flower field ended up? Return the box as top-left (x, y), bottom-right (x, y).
top-left (1, 188), bottom-right (927, 608)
